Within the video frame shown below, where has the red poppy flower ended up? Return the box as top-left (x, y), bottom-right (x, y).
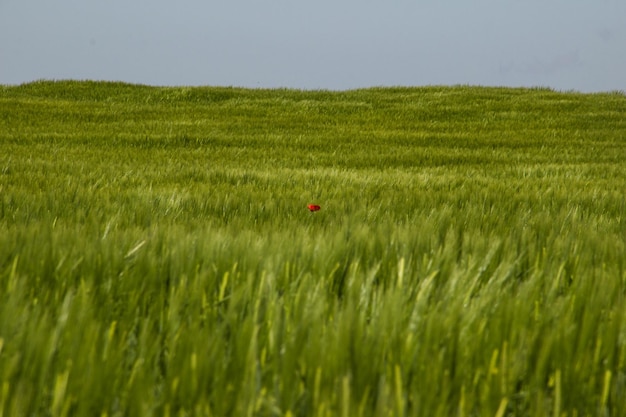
top-left (307, 204), bottom-right (321, 212)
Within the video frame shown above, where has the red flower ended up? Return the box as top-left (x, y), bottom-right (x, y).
top-left (307, 204), bottom-right (321, 212)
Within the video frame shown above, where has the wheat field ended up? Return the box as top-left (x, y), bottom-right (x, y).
top-left (1, 81), bottom-right (625, 416)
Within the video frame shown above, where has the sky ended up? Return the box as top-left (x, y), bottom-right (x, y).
top-left (1, 0), bottom-right (625, 92)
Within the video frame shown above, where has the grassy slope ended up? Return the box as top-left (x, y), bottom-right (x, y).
top-left (1, 81), bottom-right (625, 416)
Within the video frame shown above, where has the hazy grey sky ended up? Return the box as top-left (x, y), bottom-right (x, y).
top-left (1, 0), bottom-right (624, 92)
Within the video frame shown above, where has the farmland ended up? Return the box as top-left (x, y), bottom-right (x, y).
top-left (1, 81), bottom-right (625, 416)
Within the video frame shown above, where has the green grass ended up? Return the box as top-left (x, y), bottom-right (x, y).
top-left (1, 80), bottom-right (625, 416)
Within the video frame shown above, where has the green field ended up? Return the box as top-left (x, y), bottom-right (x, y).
top-left (1, 81), bottom-right (625, 416)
